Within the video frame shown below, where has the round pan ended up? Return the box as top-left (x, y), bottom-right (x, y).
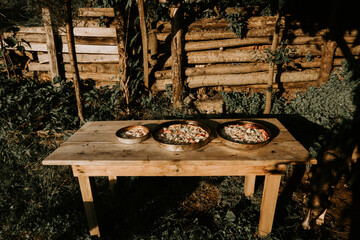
top-left (115, 125), bottom-right (150, 144)
top-left (152, 120), bottom-right (211, 151)
top-left (216, 120), bottom-right (272, 150)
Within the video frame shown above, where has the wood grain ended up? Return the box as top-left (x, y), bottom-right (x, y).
top-left (258, 174), bottom-right (282, 236)
top-left (43, 119), bottom-right (316, 166)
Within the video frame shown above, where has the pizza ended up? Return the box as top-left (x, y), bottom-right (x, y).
top-left (221, 123), bottom-right (269, 144)
top-left (156, 124), bottom-right (209, 144)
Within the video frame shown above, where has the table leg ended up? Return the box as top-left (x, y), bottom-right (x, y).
top-left (258, 174), bottom-right (281, 237)
top-left (78, 176), bottom-right (100, 237)
top-left (244, 175), bottom-right (256, 197)
top-left (108, 176), bottom-right (117, 194)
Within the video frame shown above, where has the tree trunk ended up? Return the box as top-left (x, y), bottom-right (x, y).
top-left (0, 32), bottom-right (11, 79)
top-left (263, 12), bottom-right (281, 115)
top-left (65, 0), bottom-right (84, 122)
top-left (185, 38), bottom-right (272, 52)
top-left (187, 49), bottom-right (258, 64)
top-left (154, 63), bottom-right (270, 79)
top-left (318, 39), bottom-right (336, 85)
top-left (170, 6), bottom-right (184, 107)
top-left (113, 4), bottom-right (130, 115)
top-left (186, 69), bottom-right (318, 88)
top-left (152, 69), bottom-right (318, 90)
top-left (136, 0), bottom-right (149, 89)
top-left (42, 8), bottom-right (59, 80)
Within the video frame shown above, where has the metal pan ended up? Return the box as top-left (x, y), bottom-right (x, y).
top-left (115, 125), bottom-right (150, 144)
top-left (152, 120), bottom-right (212, 151)
top-left (216, 120), bottom-right (272, 150)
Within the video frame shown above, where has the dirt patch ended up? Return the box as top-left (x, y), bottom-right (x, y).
top-left (325, 177), bottom-right (352, 239)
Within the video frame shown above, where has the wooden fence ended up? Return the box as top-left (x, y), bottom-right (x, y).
top-left (151, 16), bottom-right (358, 91)
top-left (2, 8), bottom-right (358, 91)
top-left (3, 8), bottom-right (120, 87)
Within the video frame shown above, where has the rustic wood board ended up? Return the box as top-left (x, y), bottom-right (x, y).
top-left (43, 119), bottom-right (316, 168)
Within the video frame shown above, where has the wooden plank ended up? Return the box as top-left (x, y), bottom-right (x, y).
top-left (43, 140), bottom-right (314, 165)
top-left (2, 32), bottom-right (117, 45)
top-left (16, 27), bottom-right (116, 37)
top-left (258, 174), bottom-right (282, 236)
top-left (61, 35), bottom-right (117, 45)
top-left (244, 175), bottom-right (256, 197)
top-left (19, 43), bottom-right (118, 54)
top-left (72, 164), bottom-right (285, 177)
top-left (78, 8), bottom-right (115, 17)
top-left (65, 72), bottom-right (119, 81)
top-left (43, 119), bottom-right (316, 166)
top-left (29, 63), bottom-right (119, 73)
top-left (77, 176), bottom-right (100, 237)
top-left (42, 8), bottom-right (59, 79)
top-left (38, 53), bottom-right (119, 63)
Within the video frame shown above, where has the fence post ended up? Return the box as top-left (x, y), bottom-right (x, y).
top-left (318, 39), bottom-right (336, 86)
top-left (42, 8), bottom-right (59, 80)
top-left (136, 0), bottom-right (149, 89)
top-left (170, 5), bottom-right (184, 107)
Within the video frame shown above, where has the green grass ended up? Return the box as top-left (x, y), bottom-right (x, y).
top-left (1, 60), bottom-right (358, 239)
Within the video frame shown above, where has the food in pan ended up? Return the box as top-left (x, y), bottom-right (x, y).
top-left (221, 123), bottom-right (270, 144)
top-left (156, 124), bottom-right (209, 144)
top-left (118, 127), bottom-right (148, 139)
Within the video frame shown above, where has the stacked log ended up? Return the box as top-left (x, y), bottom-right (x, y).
top-left (152, 16), bottom-right (358, 91)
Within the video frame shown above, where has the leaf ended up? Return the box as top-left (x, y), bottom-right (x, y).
top-left (4, 36), bottom-right (17, 47)
top-left (225, 210), bottom-right (236, 222)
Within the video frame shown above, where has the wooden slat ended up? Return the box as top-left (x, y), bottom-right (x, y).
top-left (15, 27), bottom-right (116, 37)
top-left (78, 8), bottom-right (115, 17)
top-left (2, 33), bottom-right (117, 45)
top-left (29, 63), bottom-right (119, 73)
top-left (65, 72), bottom-right (119, 81)
top-left (72, 164), bottom-right (286, 177)
top-left (20, 43), bottom-right (118, 54)
top-left (38, 53), bottom-right (119, 63)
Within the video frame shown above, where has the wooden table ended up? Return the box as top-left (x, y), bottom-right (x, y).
top-left (42, 118), bottom-right (316, 237)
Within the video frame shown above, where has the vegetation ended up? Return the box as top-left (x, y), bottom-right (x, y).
top-left (1, 60), bottom-right (358, 239)
top-left (1, 0), bottom-right (359, 239)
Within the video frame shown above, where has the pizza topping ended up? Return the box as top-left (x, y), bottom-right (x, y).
top-left (157, 124), bottom-right (209, 144)
top-left (222, 124), bottom-right (269, 143)
top-left (119, 128), bottom-right (148, 139)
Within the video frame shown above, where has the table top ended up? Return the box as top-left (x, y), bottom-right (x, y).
top-left (42, 118), bottom-right (316, 167)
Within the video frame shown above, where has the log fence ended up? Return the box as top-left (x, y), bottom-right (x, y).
top-left (152, 15), bottom-right (357, 92)
top-left (1, 7), bottom-right (358, 91)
